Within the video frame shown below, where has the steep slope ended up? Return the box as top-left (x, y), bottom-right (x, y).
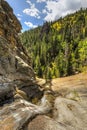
top-left (0, 1), bottom-right (48, 129)
top-left (20, 8), bottom-right (87, 78)
top-left (0, 0), bottom-right (43, 104)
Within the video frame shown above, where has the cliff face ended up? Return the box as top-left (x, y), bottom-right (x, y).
top-left (0, 0), bottom-right (21, 43)
top-left (0, 0), bottom-right (41, 104)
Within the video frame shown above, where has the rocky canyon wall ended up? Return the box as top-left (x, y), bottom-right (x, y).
top-left (0, 0), bottom-right (42, 104)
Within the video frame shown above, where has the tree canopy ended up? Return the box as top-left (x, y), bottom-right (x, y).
top-left (20, 8), bottom-right (87, 79)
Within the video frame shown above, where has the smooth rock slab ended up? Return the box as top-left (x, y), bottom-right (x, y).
top-left (0, 97), bottom-right (51, 130)
top-left (28, 91), bottom-right (87, 130)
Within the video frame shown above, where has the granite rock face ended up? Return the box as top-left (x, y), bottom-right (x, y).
top-left (0, 0), bottom-right (40, 104)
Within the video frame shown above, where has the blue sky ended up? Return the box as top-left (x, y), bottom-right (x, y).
top-left (6, 0), bottom-right (87, 32)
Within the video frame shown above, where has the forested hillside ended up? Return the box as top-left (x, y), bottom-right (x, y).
top-left (20, 8), bottom-right (87, 79)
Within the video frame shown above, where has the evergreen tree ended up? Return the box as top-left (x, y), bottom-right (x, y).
top-left (20, 8), bottom-right (87, 78)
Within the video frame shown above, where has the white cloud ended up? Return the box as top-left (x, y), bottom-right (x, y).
top-left (17, 14), bottom-right (22, 21)
top-left (37, 0), bottom-right (46, 3)
top-left (17, 14), bottom-right (22, 17)
top-left (26, 0), bottom-right (32, 6)
top-left (24, 21), bottom-right (37, 28)
top-left (42, 9), bottom-right (47, 14)
top-left (23, 8), bottom-right (40, 19)
top-left (43, 0), bottom-right (87, 22)
top-left (18, 17), bottom-right (21, 21)
top-left (23, 0), bottom-right (40, 19)
top-left (81, 0), bottom-right (87, 8)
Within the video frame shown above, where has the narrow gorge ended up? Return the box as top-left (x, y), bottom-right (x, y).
top-left (0, 1), bottom-right (87, 130)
